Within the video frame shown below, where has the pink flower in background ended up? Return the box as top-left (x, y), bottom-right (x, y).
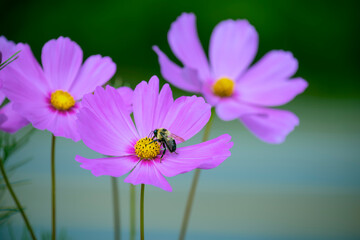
top-left (0, 92), bottom-right (28, 133)
top-left (0, 36), bottom-right (117, 141)
top-left (0, 37), bottom-right (28, 133)
top-left (76, 76), bottom-right (232, 191)
top-left (153, 13), bottom-right (308, 144)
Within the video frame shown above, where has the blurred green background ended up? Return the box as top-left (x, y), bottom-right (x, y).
top-left (1, 0), bottom-right (360, 239)
top-left (2, 0), bottom-right (359, 98)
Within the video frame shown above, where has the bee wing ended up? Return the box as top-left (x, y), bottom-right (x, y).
top-left (169, 133), bottom-right (185, 143)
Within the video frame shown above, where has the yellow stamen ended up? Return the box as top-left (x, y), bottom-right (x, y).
top-left (134, 137), bottom-right (161, 159)
top-left (50, 90), bottom-right (75, 111)
top-left (212, 77), bottom-right (235, 97)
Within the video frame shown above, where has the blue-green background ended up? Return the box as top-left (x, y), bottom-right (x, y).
top-left (1, 0), bottom-right (359, 239)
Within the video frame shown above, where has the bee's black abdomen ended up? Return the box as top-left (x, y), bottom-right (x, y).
top-left (169, 139), bottom-right (176, 152)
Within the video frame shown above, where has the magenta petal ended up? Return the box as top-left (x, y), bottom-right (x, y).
top-left (79, 86), bottom-right (138, 155)
top-left (155, 134), bottom-right (232, 177)
top-left (0, 114), bottom-right (6, 126)
top-left (116, 86), bottom-right (134, 113)
top-left (0, 102), bottom-right (28, 133)
top-left (239, 77), bottom-right (308, 106)
top-left (76, 155), bottom-right (138, 177)
top-left (0, 36), bottom-right (17, 60)
top-left (124, 160), bottom-right (172, 192)
top-left (240, 107), bottom-right (299, 144)
top-left (209, 19), bottom-right (258, 80)
top-left (168, 13), bottom-right (210, 80)
top-left (41, 37), bottom-right (83, 91)
top-left (0, 92), bottom-right (5, 103)
top-left (238, 50), bottom-right (308, 106)
top-left (216, 98), bottom-right (261, 121)
top-left (153, 46), bottom-right (202, 93)
top-left (48, 110), bottom-right (81, 141)
top-left (133, 76), bottom-right (174, 137)
top-left (2, 44), bottom-right (50, 99)
top-left (162, 95), bottom-right (211, 141)
top-left (69, 55), bottom-right (116, 99)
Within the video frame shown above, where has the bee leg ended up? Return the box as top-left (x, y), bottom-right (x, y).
top-left (148, 139), bottom-right (160, 145)
top-left (160, 143), bottom-right (167, 162)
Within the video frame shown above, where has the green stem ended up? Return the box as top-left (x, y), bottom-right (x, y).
top-left (0, 157), bottom-right (37, 240)
top-left (140, 184), bottom-right (145, 240)
top-left (130, 184), bottom-right (136, 240)
top-left (111, 177), bottom-right (121, 240)
top-left (51, 134), bottom-right (56, 240)
top-left (178, 108), bottom-right (215, 240)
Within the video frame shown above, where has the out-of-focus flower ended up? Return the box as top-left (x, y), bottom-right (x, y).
top-left (0, 37), bottom-right (28, 133)
top-left (76, 76), bottom-right (232, 191)
top-left (0, 92), bottom-right (28, 133)
top-left (153, 13), bottom-right (308, 144)
top-left (0, 36), bottom-right (117, 141)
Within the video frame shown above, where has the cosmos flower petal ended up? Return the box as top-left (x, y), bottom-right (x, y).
top-left (2, 44), bottom-right (50, 100)
top-left (76, 155), bottom-right (139, 177)
top-left (0, 102), bottom-right (28, 133)
top-left (0, 91), bottom-right (5, 103)
top-left (12, 101), bottom-right (52, 129)
top-left (48, 110), bottom-right (81, 141)
top-left (116, 86), bottom-right (134, 113)
top-left (209, 19), bottom-right (258, 80)
top-left (69, 55), bottom-right (116, 99)
top-left (13, 97), bottom-right (80, 140)
top-left (0, 114), bottom-right (6, 126)
top-left (216, 98), bottom-right (261, 121)
top-left (41, 37), bottom-right (83, 91)
top-left (162, 95), bottom-right (211, 141)
top-left (0, 36), bottom-right (16, 60)
top-left (155, 134), bottom-right (233, 177)
top-left (168, 12), bottom-right (210, 80)
top-left (124, 160), bottom-right (172, 192)
top-left (240, 107), bottom-right (299, 144)
top-left (153, 46), bottom-right (202, 93)
top-left (133, 76), bottom-right (174, 137)
top-left (79, 86), bottom-right (138, 155)
top-left (152, 83), bottom-right (173, 129)
top-left (237, 50), bottom-right (308, 106)
top-left (239, 77), bottom-right (308, 107)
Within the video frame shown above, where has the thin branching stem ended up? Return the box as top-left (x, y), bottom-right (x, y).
top-left (0, 157), bottom-right (37, 240)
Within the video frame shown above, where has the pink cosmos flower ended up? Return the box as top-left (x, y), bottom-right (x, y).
top-left (153, 13), bottom-right (308, 144)
top-left (0, 37), bottom-right (28, 133)
top-left (75, 76), bottom-right (232, 191)
top-left (0, 92), bottom-right (28, 133)
top-left (0, 36), bottom-right (117, 141)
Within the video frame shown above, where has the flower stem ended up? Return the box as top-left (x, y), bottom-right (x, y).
top-left (130, 184), bottom-right (136, 240)
top-left (51, 134), bottom-right (56, 240)
top-left (0, 157), bottom-right (37, 240)
top-left (111, 177), bottom-right (121, 240)
top-left (179, 108), bottom-right (215, 240)
top-left (140, 184), bottom-right (145, 240)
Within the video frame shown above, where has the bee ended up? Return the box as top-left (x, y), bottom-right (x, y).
top-left (149, 128), bottom-right (185, 160)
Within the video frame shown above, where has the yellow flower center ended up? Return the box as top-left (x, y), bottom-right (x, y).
top-left (50, 90), bottom-right (75, 111)
top-left (212, 77), bottom-right (235, 97)
top-left (134, 137), bottom-right (161, 159)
